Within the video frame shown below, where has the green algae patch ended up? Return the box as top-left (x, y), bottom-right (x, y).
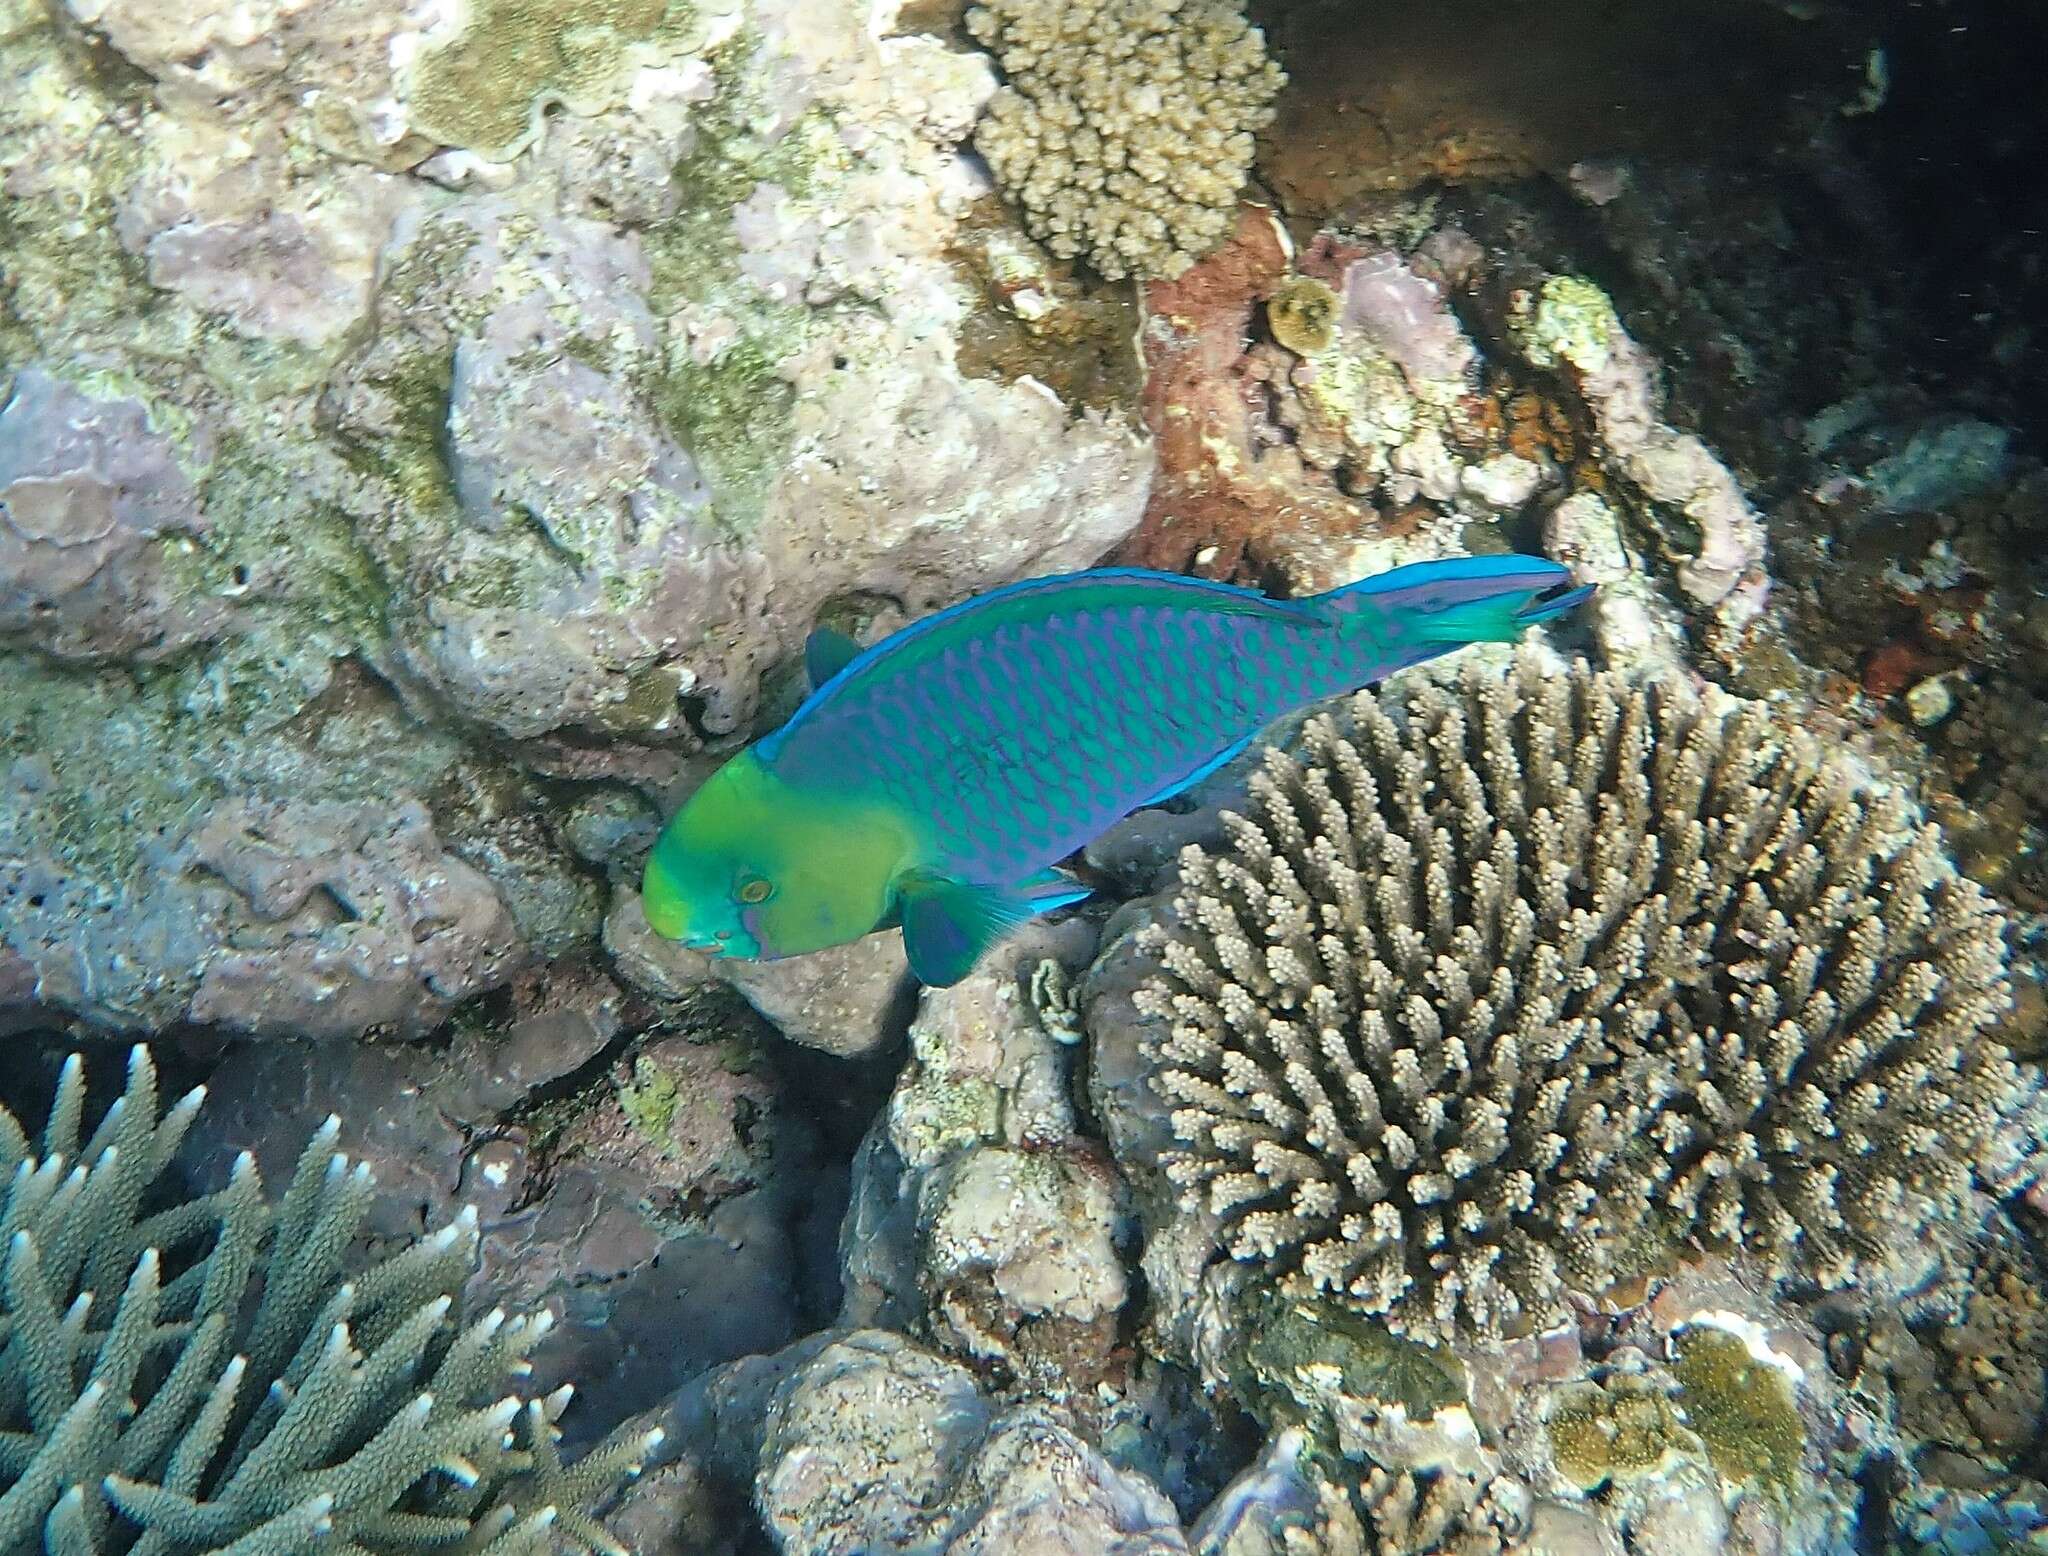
top-left (0, 31), bottom-right (155, 358)
top-left (1235, 1287), bottom-right (1465, 1430)
top-left (620, 1053), bottom-right (684, 1144)
top-left (1516, 275), bottom-right (1623, 376)
top-left (1671, 1326), bottom-right (1804, 1494)
top-left (181, 436), bottom-right (393, 656)
top-left (642, 61), bottom-right (832, 530)
top-left (646, 331), bottom-right (799, 528)
top-left (407, 0), bottom-right (701, 158)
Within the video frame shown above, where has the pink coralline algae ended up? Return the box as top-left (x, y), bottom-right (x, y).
top-left (1338, 250), bottom-right (1479, 392)
top-left (0, 367), bottom-right (227, 661)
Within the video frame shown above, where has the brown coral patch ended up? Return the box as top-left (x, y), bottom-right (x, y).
top-left (947, 198), bottom-right (1145, 417)
top-left (1111, 205), bottom-right (1369, 586)
top-left (1249, 0), bottom-right (1864, 223)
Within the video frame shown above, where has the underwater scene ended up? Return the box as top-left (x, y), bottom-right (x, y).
top-left (3, 0), bottom-right (2047, 1550)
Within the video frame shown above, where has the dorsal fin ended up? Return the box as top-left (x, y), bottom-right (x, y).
top-left (763, 568), bottom-right (1322, 762)
top-left (804, 626), bottom-right (863, 690)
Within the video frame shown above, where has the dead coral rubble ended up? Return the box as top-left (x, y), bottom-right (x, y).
top-left (1136, 648), bottom-right (2043, 1341)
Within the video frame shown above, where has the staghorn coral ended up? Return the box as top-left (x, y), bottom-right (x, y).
top-left (965, 0), bottom-right (1284, 281)
top-left (0, 1047), bottom-right (657, 1553)
top-left (1134, 648), bottom-right (2042, 1341)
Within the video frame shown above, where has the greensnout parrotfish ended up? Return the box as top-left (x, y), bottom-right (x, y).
top-left (642, 555), bottom-right (1592, 987)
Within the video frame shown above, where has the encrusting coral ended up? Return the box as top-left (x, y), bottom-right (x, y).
top-left (965, 0), bottom-right (1285, 281)
top-left (1135, 648), bottom-right (2043, 1341)
top-left (0, 1047), bottom-right (657, 1554)
top-left (1666, 1326), bottom-right (1804, 1494)
top-left (1266, 277), bottom-right (1340, 357)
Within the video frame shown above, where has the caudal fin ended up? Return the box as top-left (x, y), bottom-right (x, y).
top-left (1320, 554), bottom-right (1593, 646)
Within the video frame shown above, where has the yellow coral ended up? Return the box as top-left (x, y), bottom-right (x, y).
top-left (407, 0), bottom-right (698, 158)
top-left (1548, 1376), bottom-right (1695, 1490)
top-left (1267, 276), bottom-right (1340, 355)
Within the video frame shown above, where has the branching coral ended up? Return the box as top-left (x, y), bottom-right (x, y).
top-left (1135, 649), bottom-right (2043, 1340)
top-left (1280, 1464), bottom-right (1526, 1556)
top-left (965, 0), bottom-right (1284, 281)
top-left (0, 1047), bottom-right (658, 1553)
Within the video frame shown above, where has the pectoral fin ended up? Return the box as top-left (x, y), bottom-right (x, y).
top-left (895, 868), bottom-right (1093, 987)
top-left (804, 626), bottom-right (863, 689)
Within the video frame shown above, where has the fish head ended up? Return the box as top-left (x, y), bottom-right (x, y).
top-left (641, 749), bottom-right (908, 960)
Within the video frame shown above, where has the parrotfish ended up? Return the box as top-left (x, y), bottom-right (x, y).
top-left (642, 555), bottom-right (1591, 987)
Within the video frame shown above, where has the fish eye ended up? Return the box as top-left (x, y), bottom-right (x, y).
top-left (737, 876), bottom-right (773, 904)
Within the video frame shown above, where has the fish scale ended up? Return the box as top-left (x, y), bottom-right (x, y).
top-left (774, 585), bottom-right (1377, 881)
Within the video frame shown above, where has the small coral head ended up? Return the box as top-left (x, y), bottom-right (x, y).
top-left (641, 749), bottom-right (908, 961)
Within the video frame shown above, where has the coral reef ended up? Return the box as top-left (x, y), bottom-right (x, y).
top-left (1127, 648), bottom-right (2040, 1340)
top-left (1110, 199), bottom-right (1751, 685)
top-left (746, 1329), bottom-right (1190, 1555)
top-left (9, 0), bottom-right (2048, 1545)
top-left (965, 0), bottom-right (1283, 281)
top-left (0, 1046), bottom-right (656, 1552)
top-left (1502, 273), bottom-right (1769, 639)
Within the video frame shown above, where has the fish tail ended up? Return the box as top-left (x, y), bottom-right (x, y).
top-left (1317, 554), bottom-right (1593, 647)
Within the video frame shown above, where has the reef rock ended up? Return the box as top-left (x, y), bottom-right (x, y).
top-left (752, 1331), bottom-right (1189, 1556)
top-left (0, 660), bottom-right (539, 1037)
